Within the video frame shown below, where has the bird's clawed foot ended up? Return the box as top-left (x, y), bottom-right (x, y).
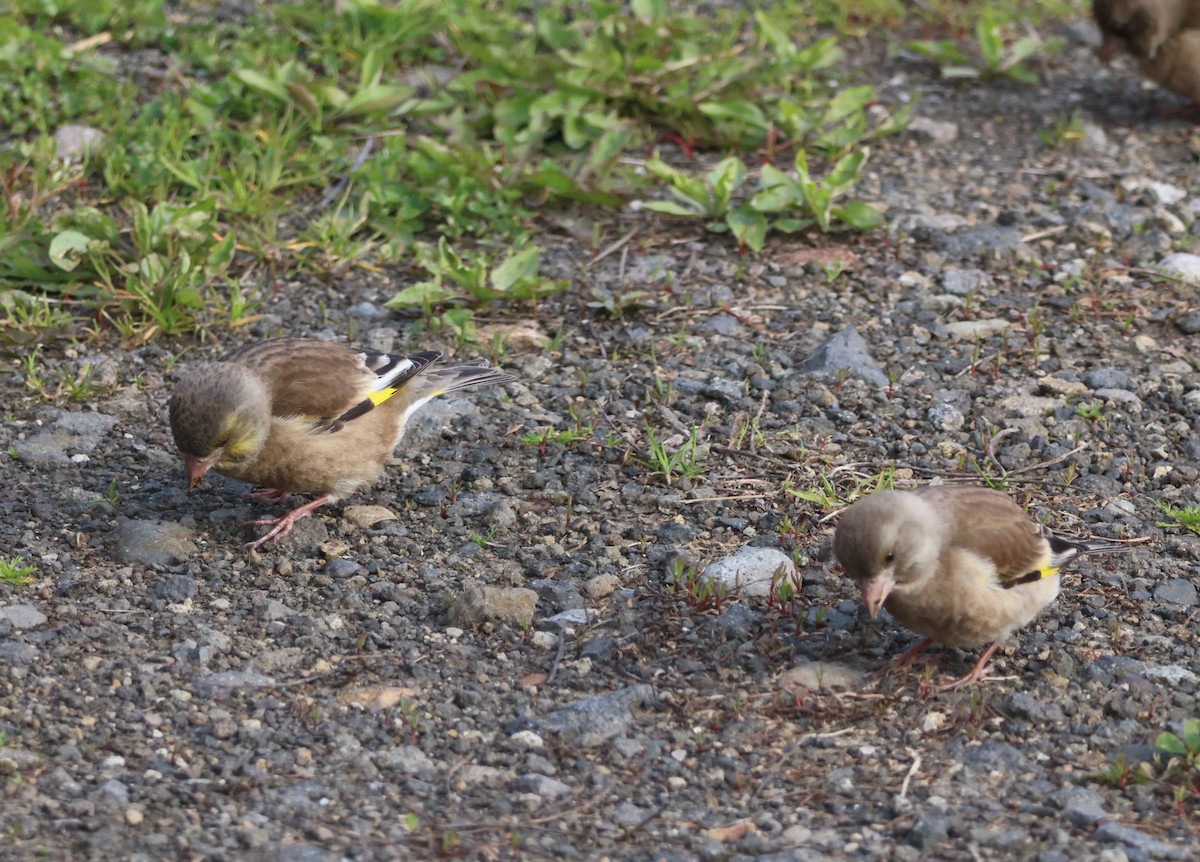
top-left (245, 495), bottom-right (332, 550)
top-left (935, 641), bottom-right (1001, 692)
top-left (869, 638), bottom-right (937, 684)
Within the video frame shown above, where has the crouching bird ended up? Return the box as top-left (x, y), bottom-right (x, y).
top-left (169, 338), bottom-right (512, 550)
top-left (833, 485), bottom-right (1132, 691)
top-left (1094, 0), bottom-right (1200, 106)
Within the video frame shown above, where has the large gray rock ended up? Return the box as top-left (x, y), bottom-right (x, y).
top-left (13, 410), bottom-right (119, 465)
top-left (801, 325), bottom-right (887, 387)
top-left (447, 583), bottom-right (538, 627)
top-left (114, 520), bottom-right (196, 567)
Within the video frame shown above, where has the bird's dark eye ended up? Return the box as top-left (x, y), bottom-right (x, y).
top-left (884, 552), bottom-right (895, 563)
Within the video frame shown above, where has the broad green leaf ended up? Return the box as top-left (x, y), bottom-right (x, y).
top-left (1183, 718), bottom-right (1200, 751)
top-left (699, 100), bottom-right (769, 130)
top-left (491, 246), bottom-right (539, 294)
top-left (754, 11), bottom-right (793, 57)
top-left (386, 280), bottom-right (457, 309)
top-left (48, 231), bottom-right (92, 272)
top-left (1004, 66), bottom-right (1039, 85)
top-left (821, 85), bottom-right (874, 126)
top-left (827, 149), bottom-right (867, 196)
top-left (727, 206), bottom-right (767, 251)
top-left (360, 48), bottom-right (384, 88)
top-left (645, 155), bottom-right (685, 184)
top-left (749, 165), bottom-right (796, 213)
top-left (833, 202), bottom-right (884, 230)
top-left (772, 216), bottom-right (814, 233)
top-left (284, 81), bottom-right (320, 115)
top-left (905, 39), bottom-right (968, 65)
top-left (440, 307), bottom-right (478, 341)
top-left (706, 156), bottom-right (746, 214)
top-left (234, 69), bottom-right (290, 103)
top-left (1156, 731), bottom-right (1187, 756)
top-left (793, 36), bottom-right (842, 71)
top-left (1006, 37), bottom-right (1042, 68)
top-left (643, 200), bottom-right (705, 217)
top-left (175, 287), bottom-right (204, 308)
top-left (206, 232), bottom-right (237, 273)
top-left (338, 85), bottom-right (414, 120)
top-left (976, 18), bottom-right (1002, 69)
top-left (631, 0), bottom-right (665, 21)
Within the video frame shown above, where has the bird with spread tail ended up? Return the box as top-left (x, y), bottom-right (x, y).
top-left (833, 485), bottom-right (1132, 691)
top-left (169, 338), bottom-right (512, 550)
top-left (1094, 0), bottom-right (1200, 105)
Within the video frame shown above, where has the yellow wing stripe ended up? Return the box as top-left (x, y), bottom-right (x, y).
top-left (1003, 564), bottom-right (1059, 590)
top-left (369, 387), bottom-right (397, 406)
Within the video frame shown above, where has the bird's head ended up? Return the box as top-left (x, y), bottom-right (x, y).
top-left (833, 491), bottom-right (943, 617)
top-left (168, 363), bottom-right (270, 489)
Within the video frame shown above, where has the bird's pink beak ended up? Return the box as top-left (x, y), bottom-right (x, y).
top-left (860, 575), bottom-right (895, 619)
top-left (183, 455), bottom-right (212, 490)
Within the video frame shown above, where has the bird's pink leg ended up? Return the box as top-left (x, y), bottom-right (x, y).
top-left (870, 637), bottom-right (936, 682)
top-left (937, 641), bottom-right (1001, 692)
top-left (242, 488), bottom-right (292, 504)
top-left (246, 495), bottom-right (332, 550)
top-left (890, 637), bottom-right (935, 671)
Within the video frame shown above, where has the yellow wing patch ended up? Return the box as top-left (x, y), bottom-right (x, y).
top-left (1004, 565), bottom-right (1059, 590)
top-left (369, 387), bottom-right (398, 406)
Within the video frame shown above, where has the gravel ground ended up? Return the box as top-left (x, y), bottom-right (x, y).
top-left (4, 16), bottom-right (1200, 862)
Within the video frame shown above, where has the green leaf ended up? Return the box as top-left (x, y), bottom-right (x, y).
top-left (821, 85), bottom-right (874, 126)
top-left (645, 155), bottom-right (685, 184)
top-left (698, 100), bottom-right (769, 130)
top-left (206, 232), bottom-right (237, 273)
top-left (175, 287), bottom-right (204, 309)
top-left (976, 16), bottom-right (1002, 69)
top-left (48, 231), bottom-right (92, 272)
top-left (1156, 731), bottom-right (1187, 756)
top-left (360, 47), bottom-right (384, 89)
top-left (706, 156), bottom-right (746, 214)
top-left (1005, 36), bottom-right (1042, 69)
top-left (1003, 65), bottom-right (1039, 85)
top-left (753, 11), bottom-right (793, 57)
top-left (749, 165), bottom-right (796, 213)
top-left (631, 0), bottom-right (665, 21)
top-left (234, 69), bottom-right (291, 103)
top-left (801, 182), bottom-right (832, 232)
top-left (337, 85), bottom-right (414, 120)
top-left (833, 201), bottom-right (884, 230)
top-left (643, 200), bottom-right (705, 217)
top-left (490, 246), bottom-right (539, 294)
top-left (826, 149), bottom-right (868, 196)
top-left (726, 206), bottom-right (767, 251)
top-left (1182, 718), bottom-right (1200, 752)
top-left (772, 216), bottom-right (814, 233)
top-left (284, 81), bottom-right (321, 115)
top-left (386, 280), bottom-right (458, 309)
top-left (792, 36), bottom-right (842, 72)
top-left (904, 39), bottom-right (967, 65)
top-left (440, 307), bottom-right (477, 341)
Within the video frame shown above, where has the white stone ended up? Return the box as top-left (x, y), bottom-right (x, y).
top-left (1158, 253), bottom-right (1200, 285)
top-left (700, 546), bottom-right (799, 598)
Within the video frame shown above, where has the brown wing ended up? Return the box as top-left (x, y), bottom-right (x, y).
top-left (913, 486), bottom-right (1048, 582)
top-left (222, 338), bottom-right (375, 422)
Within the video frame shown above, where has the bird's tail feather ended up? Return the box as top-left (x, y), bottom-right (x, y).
top-left (419, 361), bottom-right (515, 398)
top-left (1046, 532), bottom-right (1138, 569)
